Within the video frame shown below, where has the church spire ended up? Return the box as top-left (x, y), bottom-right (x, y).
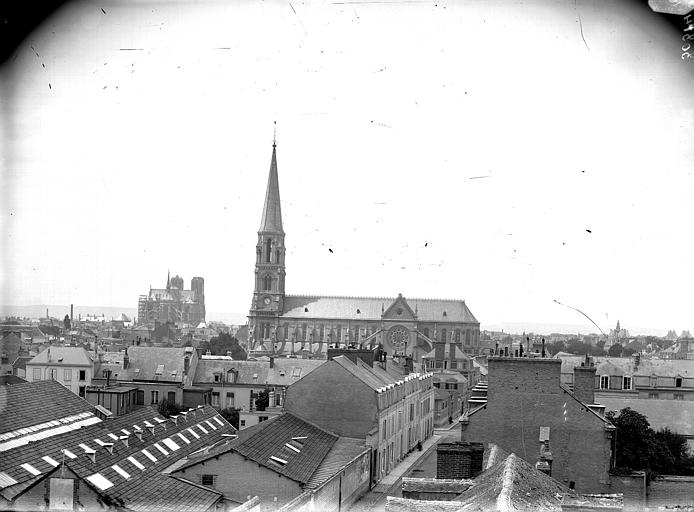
top-left (259, 124), bottom-right (283, 234)
top-left (166, 270), bottom-right (171, 290)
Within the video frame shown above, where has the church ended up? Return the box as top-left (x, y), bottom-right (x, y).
top-left (247, 140), bottom-right (480, 362)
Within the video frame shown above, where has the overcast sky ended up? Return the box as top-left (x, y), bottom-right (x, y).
top-left (2, 0), bottom-right (693, 333)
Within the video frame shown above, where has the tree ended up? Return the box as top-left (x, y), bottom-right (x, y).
top-left (201, 332), bottom-right (247, 360)
top-left (608, 343), bottom-right (623, 357)
top-left (220, 407), bottom-right (241, 429)
top-left (157, 399), bottom-right (182, 418)
top-left (622, 347), bottom-right (635, 357)
top-left (606, 407), bottom-right (694, 477)
top-left (255, 389), bottom-right (269, 411)
top-left (63, 314), bottom-right (71, 331)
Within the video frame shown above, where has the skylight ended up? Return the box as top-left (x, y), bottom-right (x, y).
top-left (79, 443), bottom-right (95, 454)
top-left (162, 438), bottom-right (181, 451)
top-left (285, 442), bottom-right (301, 454)
top-left (42, 456), bottom-right (59, 467)
top-left (269, 456), bottom-right (287, 466)
top-left (0, 472), bottom-right (18, 489)
top-left (152, 443), bottom-right (169, 456)
top-left (197, 424), bottom-right (209, 434)
top-left (177, 433), bottom-right (191, 444)
top-left (126, 456), bottom-right (145, 471)
top-left (107, 433), bottom-right (119, 441)
top-left (213, 416), bottom-right (224, 427)
top-left (111, 465), bottom-right (130, 479)
top-left (20, 463), bottom-right (41, 476)
top-left (155, 365), bottom-right (164, 375)
top-left (186, 428), bottom-right (200, 440)
top-left (86, 473), bottom-right (114, 491)
top-left (204, 420), bottom-right (217, 431)
top-left (62, 449), bottom-right (77, 459)
top-left (141, 449), bottom-right (157, 462)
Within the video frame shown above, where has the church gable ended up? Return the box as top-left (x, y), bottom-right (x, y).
top-left (382, 294), bottom-right (417, 321)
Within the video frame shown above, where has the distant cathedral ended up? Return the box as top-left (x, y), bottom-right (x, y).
top-left (138, 273), bottom-right (206, 326)
top-left (247, 138), bottom-right (481, 361)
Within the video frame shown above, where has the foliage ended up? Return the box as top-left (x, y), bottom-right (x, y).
top-left (157, 399), bottom-right (183, 418)
top-left (63, 315), bottom-right (71, 331)
top-left (220, 407), bottom-right (241, 429)
top-left (606, 407), bottom-right (694, 476)
top-left (255, 388), bottom-right (269, 411)
top-left (40, 324), bottom-right (61, 337)
top-left (200, 332), bottom-right (247, 360)
top-left (549, 338), bottom-right (606, 357)
top-left (622, 347), bottom-right (635, 357)
top-left (608, 343), bottom-right (623, 357)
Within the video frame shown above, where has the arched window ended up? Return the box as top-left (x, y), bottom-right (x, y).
top-left (441, 329), bottom-right (447, 342)
top-left (465, 330), bottom-right (471, 345)
top-left (276, 249), bottom-right (281, 265)
top-left (319, 325), bottom-right (325, 341)
top-left (265, 238), bottom-right (272, 263)
top-left (455, 329), bottom-right (461, 342)
top-left (263, 275), bottom-right (272, 291)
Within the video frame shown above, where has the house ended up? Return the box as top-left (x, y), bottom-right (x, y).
top-left (24, 346), bottom-right (95, 397)
top-left (284, 350), bottom-right (435, 484)
top-left (460, 356), bottom-right (616, 493)
top-left (91, 346), bottom-right (211, 409)
top-left (1, 333), bottom-right (25, 375)
top-left (192, 356), bottom-right (325, 429)
top-left (172, 412), bottom-right (371, 512)
top-left (0, 380), bottom-right (237, 512)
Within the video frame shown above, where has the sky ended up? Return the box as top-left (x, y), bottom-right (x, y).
top-left (1, 0), bottom-right (693, 334)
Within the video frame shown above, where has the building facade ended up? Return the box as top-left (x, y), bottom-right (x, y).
top-left (24, 346), bottom-right (94, 397)
top-left (137, 273), bottom-right (206, 326)
top-left (247, 141), bottom-right (481, 361)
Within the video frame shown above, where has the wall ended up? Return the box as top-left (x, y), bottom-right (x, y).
top-left (284, 361), bottom-right (377, 439)
top-left (461, 357), bottom-right (614, 494)
top-left (175, 451), bottom-right (301, 512)
top-left (647, 475), bottom-right (694, 510)
top-left (25, 364), bottom-right (92, 396)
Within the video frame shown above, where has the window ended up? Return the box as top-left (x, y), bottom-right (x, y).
top-left (263, 275), bottom-right (272, 291)
top-left (49, 368), bottom-right (58, 380)
top-left (441, 329), bottom-right (447, 342)
top-left (337, 325), bottom-right (342, 342)
top-left (64, 369), bottom-right (72, 382)
top-left (455, 329), bottom-right (461, 342)
top-left (151, 391), bottom-right (159, 404)
top-left (450, 361), bottom-right (457, 369)
top-left (136, 390), bottom-right (144, 405)
top-left (212, 392), bottom-right (220, 407)
top-left (201, 474), bottom-right (216, 487)
top-left (167, 391), bottom-right (176, 403)
top-left (79, 386), bottom-right (85, 398)
top-left (265, 238), bottom-right (272, 263)
top-left (600, 376), bottom-right (609, 389)
top-left (259, 416), bottom-right (268, 422)
top-left (676, 377), bottom-right (683, 388)
top-left (466, 331), bottom-right (471, 345)
top-left (674, 393), bottom-right (684, 401)
top-left (240, 419), bottom-right (246, 427)
top-left (79, 370), bottom-right (86, 381)
top-left (292, 367), bottom-right (302, 378)
top-left (623, 376), bottom-right (632, 391)
top-left (648, 392), bottom-right (659, 399)
top-left (1, 353), bottom-right (7, 365)
top-left (226, 392), bottom-right (235, 407)
top-left (33, 368), bottom-right (41, 380)
top-left (214, 374), bottom-right (220, 383)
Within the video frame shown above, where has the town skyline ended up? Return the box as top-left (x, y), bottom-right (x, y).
top-left (3, 0), bottom-right (693, 334)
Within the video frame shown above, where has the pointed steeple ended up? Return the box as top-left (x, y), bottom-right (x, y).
top-left (166, 270), bottom-right (171, 290)
top-left (259, 127), bottom-right (283, 234)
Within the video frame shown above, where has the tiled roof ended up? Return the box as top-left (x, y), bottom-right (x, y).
top-left (0, 380), bottom-right (96, 435)
top-left (194, 359), bottom-right (269, 385)
top-left (304, 437), bottom-right (370, 490)
top-left (599, 397), bottom-right (694, 436)
top-left (230, 413), bottom-right (337, 484)
top-left (331, 356), bottom-right (393, 392)
top-left (120, 347), bottom-right (188, 382)
top-left (27, 346), bottom-right (94, 367)
top-left (281, 296), bottom-right (478, 323)
top-left (0, 399), bottom-right (232, 512)
top-left (267, 358), bottom-right (325, 386)
top-left (385, 497), bottom-right (466, 512)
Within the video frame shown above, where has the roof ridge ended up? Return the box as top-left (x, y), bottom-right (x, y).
top-left (286, 294), bottom-right (468, 302)
top-left (496, 454), bottom-right (517, 512)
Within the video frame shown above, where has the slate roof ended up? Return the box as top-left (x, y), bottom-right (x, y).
top-left (559, 355), bottom-right (694, 378)
top-left (599, 397), bottom-right (694, 436)
top-left (27, 346), bottom-right (94, 367)
top-left (304, 437), bottom-right (369, 490)
top-left (331, 356), bottom-right (395, 391)
top-left (177, 413), bottom-right (338, 486)
top-left (0, 386), bottom-right (233, 512)
top-left (0, 380), bottom-right (96, 434)
top-left (281, 296), bottom-right (478, 323)
top-left (193, 358), bottom-right (325, 387)
top-left (259, 143), bottom-right (283, 233)
top-left (120, 347), bottom-right (189, 383)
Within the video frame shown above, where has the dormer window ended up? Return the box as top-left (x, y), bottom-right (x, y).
top-left (676, 377), bottom-right (683, 388)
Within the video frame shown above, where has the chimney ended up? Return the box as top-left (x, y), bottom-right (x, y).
top-left (573, 359), bottom-right (596, 405)
top-left (633, 352), bottom-right (641, 369)
top-left (106, 369), bottom-right (111, 387)
top-left (123, 347), bottom-right (129, 370)
top-left (541, 338), bottom-right (546, 358)
top-left (184, 355), bottom-right (190, 375)
top-left (270, 357), bottom-right (274, 369)
top-left (70, 304), bottom-right (74, 323)
top-left (436, 442), bottom-right (484, 479)
top-left (519, 344), bottom-right (524, 357)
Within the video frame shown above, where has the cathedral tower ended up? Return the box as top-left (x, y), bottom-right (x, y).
top-left (249, 138), bottom-right (286, 343)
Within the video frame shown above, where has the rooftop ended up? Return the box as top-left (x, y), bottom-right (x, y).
top-left (27, 346), bottom-right (94, 367)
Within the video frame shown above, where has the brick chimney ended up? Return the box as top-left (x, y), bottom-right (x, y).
top-left (270, 356), bottom-right (274, 369)
top-left (573, 357), bottom-right (597, 405)
top-left (436, 442), bottom-right (484, 479)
